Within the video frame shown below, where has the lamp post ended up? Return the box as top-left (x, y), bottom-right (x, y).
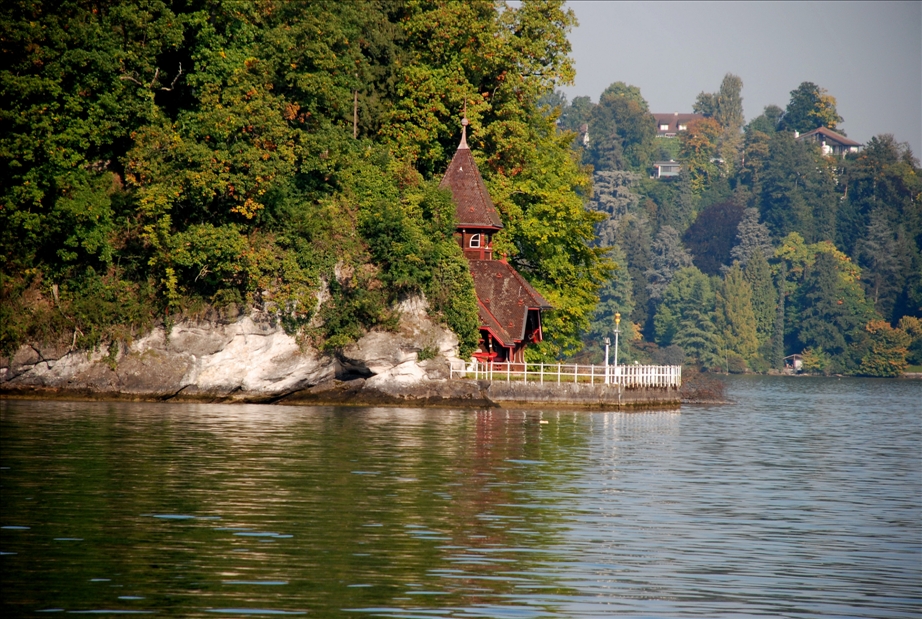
top-left (613, 312), bottom-right (621, 386)
top-left (604, 337), bottom-right (610, 384)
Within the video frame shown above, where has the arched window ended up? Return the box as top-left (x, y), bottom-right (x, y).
top-left (469, 233), bottom-right (481, 248)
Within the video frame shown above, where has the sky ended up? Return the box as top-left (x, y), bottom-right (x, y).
top-left (559, 1), bottom-right (922, 157)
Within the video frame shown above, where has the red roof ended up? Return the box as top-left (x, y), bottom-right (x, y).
top-left (652, 113), bottom-right (704, 134)
top-left (469, 260), bottom-right (551, 347)
top-left (797, 126), bottom-right (861, 147)
top-left (439, 145), bottom-right (503, 230)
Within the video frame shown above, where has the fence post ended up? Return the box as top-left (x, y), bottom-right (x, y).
top-left (540, 362), bottom-right (544, 384)
top-left (524, 361), bottom-right (527, 383)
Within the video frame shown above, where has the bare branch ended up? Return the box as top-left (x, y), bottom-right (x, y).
top-left (148, 67), bottom-right (160, 89)
top-left (161, 63), bottom-right (183, 91)
top-left (119, 74), bottom-right (144, 87)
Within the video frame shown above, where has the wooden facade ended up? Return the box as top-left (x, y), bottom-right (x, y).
top-left (439, 121), bottom-right (552, 363)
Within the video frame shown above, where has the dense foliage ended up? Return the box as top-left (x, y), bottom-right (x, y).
top-left (556, 74), bottom-right (922, 376)
top-left (1, 0), bottom-right (607, 360)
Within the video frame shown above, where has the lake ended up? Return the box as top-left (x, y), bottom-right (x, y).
top-left (1, 375), bottom-right (919, 618)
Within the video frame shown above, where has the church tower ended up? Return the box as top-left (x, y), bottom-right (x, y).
top-left (439, 118), bottom-right (552, 363)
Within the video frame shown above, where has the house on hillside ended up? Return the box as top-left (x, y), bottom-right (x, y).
top-left (439, 118), bottom-right (552, 363)
top-left (795, 126), bottom-right (861, 157)
top-left (652, 160), bottom-right (682, 178)
top-left (653, 112), bottom-right (705, 137)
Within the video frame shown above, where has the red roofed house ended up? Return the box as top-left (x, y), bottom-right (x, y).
top-left (439, 119), bottom-right (552, 363)
top-left (652, 112), bottom-right (705, 137)
top-left (795, 126), bottom-right (861, 157)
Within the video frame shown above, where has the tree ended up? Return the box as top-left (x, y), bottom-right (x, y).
top-left (899, 316), bottom-right (922, 365)
top-left (693, 74), bottom-right (744, 173)
top-left (746, 104), bottom-right (784, 135)
top-left (779, 81), bottom-right (843, 134)
top-left (693, 73), bottom-right (744, 135)
top-left (857, 208), bottom-right (910, 320)
top-left (615, 213), bottom-right (653, 331)
top-left (678, 118), bottom-right (722, 193)
top-left (771, 264), bottom-right (786, 368)
top-left (654, 266), bottom-right (722, 368)
top-left (859, 320), bottom-right (910, 377)
top-left (715, 265), bottom-right (759, 361)
top-left (743, 250), bottom-right (776, 347)
top-left (586, 244), bottom-right (635, 362)
top-left (758, 131), bottom-right (836, 242)
top-left (793, 251), bottom-right (877, 372)
top-left (601, 81), bottom-right (649, 111)
top-left (591, 171), bottom-right (642, 247)
top-left (646, 226), bottom-right (693, 302)
top-left (585, 83), bottom-right (656, 172)
top-left (682, 201), bottom-right (745, 275)
top-left (837, 134), bottom-right (922, 321)
top-left (558, 95), bottom-right (594, 134)
top-left (1, 0), bottom-right (606, 361)
top-left (731, 208), bottom-right (773, 267)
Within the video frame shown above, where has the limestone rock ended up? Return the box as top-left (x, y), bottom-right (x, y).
top-left (1, 294), bottom-right (466, 401)
top-left (338, 294), bottom-right (463, 382)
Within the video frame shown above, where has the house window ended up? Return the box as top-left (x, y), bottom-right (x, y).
top-left (659, 124), bottom-right (669, 131)
top-left (678, 124), bottom-right (687, 131)
top-left (469, 233), bottom-right (481, 248)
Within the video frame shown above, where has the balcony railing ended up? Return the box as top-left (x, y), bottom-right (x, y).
top-left (449, 360), bottom-right (681, 389)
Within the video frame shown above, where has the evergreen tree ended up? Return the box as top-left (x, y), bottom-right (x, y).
top-left (591, 170), bottom-right (641, 246)
top-left (743, 250), bottom-right (776, 347)
top-left (731, 208), bottom-right (773, 267)
top-left (715, 265), bottom-right (759, 361)
top-left (759, 132), bottom-right (836, 242)
top-left (794, 251), bottom-right (875, 371)
top-left (837, 134), bottom-right (922, 320)
top-left (857, 208), bottom-right (910, 320)
top-left (616, 213), bottom-right (653, 331)
top-left (646, 225), bottom-right (693, 302)
top-left (654, 266), bottom-right (722, 368)
top-left (673, 307), bottom-right (725, 370)
top-left (772, 265), bottom-right (786, 368)
top-left (586, 244), bottom-right (635, 362)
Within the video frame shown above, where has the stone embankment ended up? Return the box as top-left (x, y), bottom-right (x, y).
top-left (1, 296), bottom-right (678, 409)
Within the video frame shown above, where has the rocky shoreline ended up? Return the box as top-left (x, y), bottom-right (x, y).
top-left (1, 297), bottom-right (680, 410)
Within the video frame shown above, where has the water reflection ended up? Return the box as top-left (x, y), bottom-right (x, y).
top-left (1, 403), bottom-right (591, 617)
top-left (1, 378), bottom-right (920, 618)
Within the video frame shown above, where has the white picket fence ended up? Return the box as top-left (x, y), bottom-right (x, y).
top-left (449, 360), bottom-right (681, 389)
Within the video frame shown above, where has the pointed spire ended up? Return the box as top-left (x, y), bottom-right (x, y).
top-left (458, 102), bottom-right (469, 150)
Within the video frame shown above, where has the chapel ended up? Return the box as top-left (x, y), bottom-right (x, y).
top-left (438, 118), bottom-right (552, 363)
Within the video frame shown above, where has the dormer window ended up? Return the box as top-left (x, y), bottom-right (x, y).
top-left (659, 123), bottom-right (670, 131)
top-left (469, 233), bottom-right (481, 248)
top-left (678, 123), bottom-right (687, 131)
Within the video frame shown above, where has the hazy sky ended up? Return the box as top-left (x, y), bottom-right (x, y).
top-left (560, 1), bottom-right (922, 156)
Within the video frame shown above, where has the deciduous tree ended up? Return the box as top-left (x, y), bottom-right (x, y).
top-left (780, 81), bottom-right (843, 134)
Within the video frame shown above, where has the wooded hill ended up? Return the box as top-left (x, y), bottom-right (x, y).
top-left (3, 2), bottom-right (919, 377)
top-left (1, 0), bottom-right (606, 361)
top-left (557, 76), bottom-right (922, 376)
